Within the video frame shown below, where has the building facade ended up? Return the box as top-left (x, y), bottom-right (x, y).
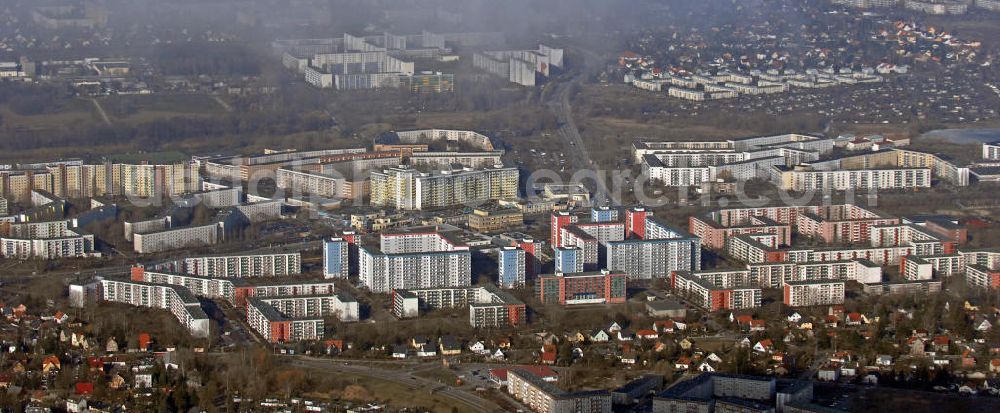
top-left (537, 270), bottom-right (627, 306)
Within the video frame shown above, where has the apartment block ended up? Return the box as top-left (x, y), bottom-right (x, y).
top-left (369, 164), bottom-right (518, 210)
top-left (390, 285), bottom-right (526, 328)
top-left (796, 204), bottom-right (899, 244)
top-left (537, 270), bottom-right (627, 306)
top-left (132, 265), bottom-right (338, 307)
top-left (653, 373), bottom-right (780, 413)
top-left (498, 246), bottom-right (526, 288)
top-left (670, 271), bottom-right (762, 310)
top-left (133, 222), bottom-right (220, 254)
top-left (323, 237), bottom-right (350, 278)
top-left (390, 129), bottom-right (496, 151)
top-left (99, 278), bottom-right (210, 338)
top-left (560, 226), bottom-right (599, 268)
top-left (900, 255), bottom-right (933, 281)
top-left (786, 245), bottom-right (915, 266)
top-left (550, 211), bottom-right (579, 247)
top-left (473, 45), bottom-right (564, 87)
top-left (468, 208), bottom-right (524, 232)
top-left (726, 234), bottom-right (784, 264)
top-left (553, 246), bottom-right (585, 274)
top-left (257, 292), bottom-right (359, 322)
top-left (0, 220), bottom-right (95, 259)
top-left (123, 216), bottom-right (171, 241)
top-left (773, 165), bottom-right (931, 191)
top-left (636, 134), bottom-right (833, 187)
top-left (507, 368), bottom-right (611, 413)
top-left (747, 262), bottom-right (798, 288)
top-left (791, 259), bottom-right (883, 284)
top-left (967, 264), bottom-right (1000, 290)
top-left (862, 279), bottom-right (943, 295)
top-left (690, 214), bottom-right (791, 250)
top-left (359, 227), bottom-right (471, 293)
top-left (915, 253), bottom-right (965, 277)
top-left (233, 279), bottom-right (337, 307)
top-left (607, 217), bottom-right (702, 279)
top-left (783, 280), bottom-right (846, 307)
top-left (156, 252), bottom-right (302, 278)
top-left (246, 297), bottom-right (324, 343)
top-left (625, 207), bottom-right (650, 239)
top-left (984, 141), bottom-right (1000, 161)
top-left (275, 167), bottom-right (368, 200)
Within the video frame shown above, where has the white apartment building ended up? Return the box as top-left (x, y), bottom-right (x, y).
top-left (473, 45), bottom-right (563, 87)
top-left (276, 168), bottom-right (353, 199)
top-left (607, 218), bottom-right (702, 279)
top-left (173, 252), bottom-right (301, 278)
top-left (0, 219), bottom-right (95, 259)
top-left (133, 223), bottom-right (220, 254)
top-left (369, 164), bottom-right (518, 210)
top-left (671, 271), bottom-right (762, 310)
top-left (245, 297), bottom-right (324, 343)
top-left (966, 264), bottom-right (999, 289)
top-left (789, 259), bottom-right (883, 284)
top-left (408, 151), bottom-right (505, 169)
top-left (124, 216), bottom-right (172, 241)
top-left (359, 228), bottom-right (472, 293)
top-left (637, 134), bottom-right (832, 186)
top-left (901, 256), bottom-right (934, 280)
top-left (783, 280), bottom-right (845, 307)
top-left (133, 265), bottom-right (337, 304)
top-left (984, 141), bottom-right (1000, 161)
top-left (258, 292), bottom-right (359, 322)
top-left (390, 285), bottom-right (526, 328)
top-left (100, 279), bottom-right (210, 338)
top-left (668, 87), bottom-right (706, 101)
top-left (774, 166), bottom-right (931, 191)
top-left (393, 129), bottom-right (495, 151)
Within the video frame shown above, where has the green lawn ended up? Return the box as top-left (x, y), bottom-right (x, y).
top-left (98, 94), bottom-right (226, 121)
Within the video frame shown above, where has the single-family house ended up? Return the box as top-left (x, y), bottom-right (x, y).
top-left (617, 329), bottom-right (636, 342)
top-left (590, 329), bottom-right (610, 342)
top-left (439, 337), bottom-right (462, 356)
top-left (608, 322), bottom-right (623, 333)
top-left (637, 329), bottom-right (659, 340)
top-left (469, 341), bottom-right (487, 355)
top-left (754, 339), bottom-right (774, 353)
top-left (675, 356), bottom-right (691, 371)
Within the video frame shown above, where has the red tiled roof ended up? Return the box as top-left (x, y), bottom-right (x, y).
top-left (75, 382), bottom-right (94, 395)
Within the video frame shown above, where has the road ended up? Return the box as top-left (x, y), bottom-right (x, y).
top-left (543, 48), bottom-right (619, 205)
top-left (284, 356), bottom-right (508, 413)
top-left (89, 98), bottom-right (112, 125)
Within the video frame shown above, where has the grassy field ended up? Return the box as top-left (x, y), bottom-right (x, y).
top-left (0, 99), bottom-right (102, 130)
top-left (98, 94), bottom-right (227, 122)
top-left (288, 361), bottom-right (470, 412)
